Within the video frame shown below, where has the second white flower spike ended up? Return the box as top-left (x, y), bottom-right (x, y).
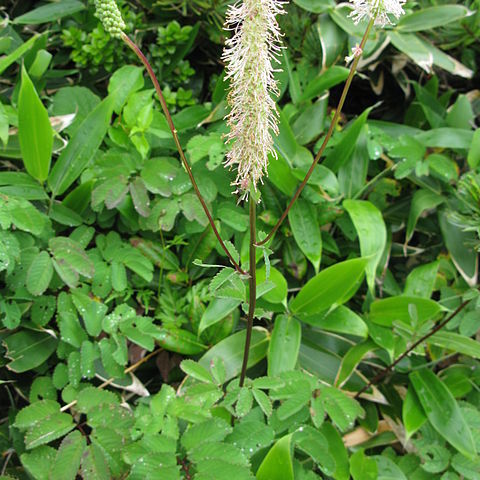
top-left (349, 0), bottom-right (406, 27)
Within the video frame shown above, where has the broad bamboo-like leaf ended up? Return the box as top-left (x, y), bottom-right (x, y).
top-left (288, 198), bottom-right (321, 273)
top-left (18, 66), bottom-right (52, 182)
top-left (256, 434), bottom-right (294, 480)
top-left (410, 369), bottom-right (476, 458)
top-left (291, 258), bottom-right (367, 315)
top-left (199, 327), bottom-right (269, 381)
top-left (268, 316), bottom-right (301, 376)
top-left (344, 200), bottom-right (386, 294)
top-left (49, 96), bottom-right (114, 196)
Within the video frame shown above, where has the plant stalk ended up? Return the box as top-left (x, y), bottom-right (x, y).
top-left (121, 33), bottom-right (246, 275)
top-left (354, 297), bottom-right (473, 399)
top-left (239, 197), bottom-right (257, 388)
top-left (257, 18), bottom-right (375, 246)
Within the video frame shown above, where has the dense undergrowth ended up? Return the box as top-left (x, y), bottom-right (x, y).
top-left (0, 0), bottom-right (480, 478)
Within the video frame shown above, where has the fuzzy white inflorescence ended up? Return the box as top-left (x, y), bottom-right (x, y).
top-left (349, 0), bottom-right (406, 27)
top-left (93, 0), bottom-right (126, 38)
top-left (222, 0), bottom-right (286, 199)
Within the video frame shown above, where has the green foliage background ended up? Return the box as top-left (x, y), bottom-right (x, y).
top-left (0, 0), bottom-right (479, 478)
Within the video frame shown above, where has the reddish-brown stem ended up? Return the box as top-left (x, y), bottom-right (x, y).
top-left (256, 18), bottom-right (375, 246)
top-left (354, 297), bottom-right (473, 399)
top-left (239, 197), bottom-right (257, 388)
top-left (121, 33), bottom-right (246, 275)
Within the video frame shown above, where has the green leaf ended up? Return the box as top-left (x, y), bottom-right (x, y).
top-left (451, 452), bottom-right (480, 479)
top-left (289, 198), bottom-right (321, 273)
top-left (226, 420), bottom-right (274, 456)
top-left (439, 210), bottom-right (478, 286)
top-left (107, 65), bottom-right (145, 114)
top-left (295, 426), bottom-right (335, 476)
top-left (25, 413), bottom-right (75, 450)
top-left (129, 177), bottom-right (151, 217)
top-left (252, 388), bottom-right (273, 417)
top-left (429, 331), bottom-right (480, 360)
top-left (292, 98), bottom-right (328, 145)
top-left (49, 237), bottom-right (94, 279)
top-left (236, 387), bottom-right (254, 418)
top-left (49, 96), bottom-right (114, 196)
top-left (410, 369), bottom-right (476, 458)
top-left (397, 5), bottom-right (471, 32)
top-left (256, 434), bottom-right (294, 480)
top-left (155, 328), bottom-right (207, 355)
top-left (321, 387), bottom-right (364, 432)
top-left (335, 340), bottom-right (377, 388)
top-left (404, 261), bottom-right (439, 298)
top-left (350, 449), bottom-right (377, 480)
top-left (323, 107), bottom-right (372, 172)
top-left (387, 31), bottom-right (434, 73)
top-left (268, 316), bottom-right (301, 376)
top-left (14, 0), bottom-right (85, 24)
top-left (402, 387), bottom-right (426, 441)
top-left (26, 251), bottom-right (53, 296)
top-left (375, 456), bottom-right (407, 480)
top-left (344, 200), bottom-right (386, 294)
top-left (293, 0), bottom-right (335, 12)
top-left (15, 400), bottom-right (61, 430)
top-left (291, 257), bottom-right (367, 315)
top-left (0, 300), bottom-right (21, 329)
top-left (71, 290), bottom-right (107, 337)
top-left (76, 387), bottom-right (119, 413)
top-left (18, 66), bottom-right (52, 182)
top-left (369, 296), bottom-right (443, 327)
top-left (4, 330), bottom-right (57, 373)
top-left (199, 327), bottom-right (269, 381)
top-left (80, 444), bottom-right (110, 480)
top-left (199, 298), bottom-right (241, 335)
top-left (0, 34), bottom-right (40, 76)
top-left (319, 423), bottom-right (350, 480)
top-left (467, 128), bottom-right (480, 169)
top-left (182, 418), bottom-right (232, 452)
top-left (300, 66), bottom-right (349, 102)
top-left (50, 431), bottom-right (86, 480)
top-left (256, 266), bottom-right (288, 304)
top-left (190, 442), bottom-right (249, 468)
top-left (21, 446), bottom-right (57, 480)
top-left (4, 196), bottom-right (48, 235)
top-left (406, 190), bottom-right (444, 244)
top-left (180, 360), bottom-right (213, 383)
top-left (195, 460), bottom-right (253, 480)
top-left (302, 306), bottom-right (368, 338)
top-left (58, 311), bottom-right (87, 349)
top-left (415, 128), bottom-right (473, 149)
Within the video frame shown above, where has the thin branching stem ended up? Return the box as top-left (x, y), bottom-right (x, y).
top-left (121, 33), bottom-right (246, 275)
top-left (239, 197), bottom-right (257, 388)
top-left (256, 18), bottom-right (375, 246)
top-left (354, 297), bottom-right (473, 399)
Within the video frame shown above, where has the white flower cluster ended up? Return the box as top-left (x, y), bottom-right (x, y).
top-left (93, 0), bottom-right (126, 38)
top-left (349, 0), bottom-right (406, 27)
top-left (222, 0), bottom-right (286, 199)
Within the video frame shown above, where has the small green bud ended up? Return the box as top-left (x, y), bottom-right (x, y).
top-left (93, 0), bottom-right (126, 38)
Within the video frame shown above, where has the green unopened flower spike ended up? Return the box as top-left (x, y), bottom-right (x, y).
top-left (93, 0), bottom-right (126, 38)
top-left (222, 0), bottom-right (286, 200)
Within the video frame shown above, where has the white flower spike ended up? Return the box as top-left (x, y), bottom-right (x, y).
top-left (349, 0), bottom-right (406, 27)
top-left (222, 0), bottom-right (286, 200)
